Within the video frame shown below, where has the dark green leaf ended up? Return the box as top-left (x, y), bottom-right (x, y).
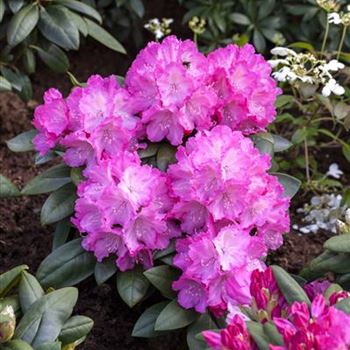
top-left (6, 130), bottom-right (36, 152)
top-left (253, 133), bottom-right (274, 156)
top-left (253, 29), bottom-right (266, 52)
top-left (7, 4), bottom-right (39, 46)
top-left (0, 339), bottom-right (34, 350)
top-left (36, 238), bottom-right (96, 289)
top-left (342, 144), bottom-right (350, 163)
top-left (66, 10), bottom-right (88, 37)
top-left (289, 41), bottom-right (315, 52)
top-left (40, 183), bottom-right (76, 225)
top-left (324, 235), bottom-right (350, 253)
top-left (263, 322), bottom-right (283, 345)
top-left (0, 174), bottom-right (20, 197)
top-left (229, 12), bottom-right (250, 25)
top-left (19, 271), bottom-right (44, 313)
top-left (156, 144), bottom-right (177, 171)
top-left (116, 267), bottom-right (150, 308)
top-left (94, 259), bottom-right (117, 285)
top-left (272, 173), bottom-right (301, 198)
top-left (54, 0), bottom-right (102, 23)
top-left (275, 95), bottom-right (294, 109)
top-left (132, 302), bottom-right (168, 338)
top-left (0, 265), bottom-right (28, 298)
top-left (36, 44), bottom-right (69, 73)
top-left (247, 322), bottom-right (270, 350)
top-left (15, 287), bottom-right (78, 347)
top-left (0, 0), bottom-right (5, 22)
top-left (155, 300), bottom-right (198, 331)
top-left (8, 0), bottom-right (24, 13)
top-left (138, 143), bottom-right (158, 159)
top-left (58, 316), bottom-right (93, 345)
top-left (187, 314), bottom-right (217, 350)
top-left (144, 265), bottom-right (179, 299)
top-left (38, 6), bottom-right (79, 50)
top-left (272, 265), bottom-right (310, 306)
top-left (272, 135), bottom-right (293, 152)
top-left (258, 0), bottom-right (275, 19)
top-left (22, 49), bottom-right (36, 75)
top-left (335, 297), bottom-right (350, 314)
top-left (130, 0), bottom-right (145, 17)
top-left (52, 219), bottom-right (71, 251)
top-left (85, 18), bottom-right (126, 54)
top-left (22, 164), bottom-right (71, 195)
top-left (35, 342), bottom-right (61, 350)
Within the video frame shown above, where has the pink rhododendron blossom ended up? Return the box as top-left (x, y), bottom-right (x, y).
top-left (203, 315), bottom-right (257, 350)
top-left (208, 44), bottom-right (281, 134)
top-left (125, 35), bottom-right (216, 145)
top-left (168, 125), bottom-right (290, 251)
top-left (73, 158), bottom-right (179, 270)
top-left (32, 88), bottom-right (69, 154)
top-left (270, 295), bottom-right (350, 350)
top-left (173, 225), bottom-right (266, 313)
top-left (304, 280), bottom-right (331, 301)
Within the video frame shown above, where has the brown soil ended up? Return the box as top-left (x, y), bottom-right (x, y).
top-left (0, 12), bottom-right (345, 350)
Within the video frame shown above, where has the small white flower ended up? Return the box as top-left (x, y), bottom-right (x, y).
top-left (328, 12), bottom-right (342, 24)
top-left (271, 47), bottom-right (297, 57)
top-left (322, 79), bottom-right (345, 97)
top-left (326, 163), bottom-right (343, 179)
top-left (268, 59), bottom-right (289, 68)
top-left (324, 59), bottom-right (345, 72)
top-left (273, 67), bottom-right (297, 82)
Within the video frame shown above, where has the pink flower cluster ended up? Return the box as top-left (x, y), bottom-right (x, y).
top-left (32, 36), bottom-right (287, 277)
top-left (271, 295), bottom-right (350, 350)
top-left (203, 269), bottom-right (350, 350)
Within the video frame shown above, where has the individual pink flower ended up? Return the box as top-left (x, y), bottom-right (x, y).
top-left (32, 88), bottom-right (69, 154)
top-left (208, 44), bottom-right (281, 134)
top-left (304, 280), bottom-right (331, 301)
top-left (125, 35), bottom-right (216, 145)
top-left (168, 125), bottom-right (290, 251)
top-left (270, 295), bottom-right (350, 350)
top-left (173, 224), bottom-right (266, 313)
top-left (203, 315), bottom-right (257, 350)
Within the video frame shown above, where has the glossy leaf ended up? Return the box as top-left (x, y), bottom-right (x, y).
top-left (52, 219), bottom-right (71, 251)
top-left (22, 49), bottom-right (36, 74)
top-left (130, 0), bottom-right (145, 17)
top-left (155, 300), bottom-right (198, 331)
top-left (247, 322), bottom-right (270, 350)
top-left (324, 235), bottom-right (350, 253)
top-left (0, 0), bottom-right (5, 22)
top-left (36, 238), bottom-right (96, 288)
top-left (35, 342), bottom-right (61, 350)
top-left (58, 316), bottom-right (93, 345)
top-left (94, 259), bottom-right (117, 285)
top-left (0, 76), bottom-right (12, 91)
top-left (272, 265), bottom-right (310, 306)
top-left (6, 130), bottom-right (36, 152)
top-left (54, 0), bottom-right (102, 23)
top-left (85, 18), bottom-right (126, 54)
top-left (40, 183), bottom-right (76, 225)
top-left (143, 265), bottom-right (179, 299)
top-left (272, 135), bottom-right (293, 152)
top-left (19, 271), bottom-right (44, 313)
top-left (8, 0), bottom-right (24, 13)
top-left (0, 265), bottom-right (28, 298)
top-left (7, 4), bottom-right (39, 46)
top-left (0, 339), bottom-right (34, 350)
top-left (36, 45), bottom-right (69, 73)
top-left (187, 313), bottom-right (217, 350)
top-left (22, 164), bottom-right (71, 195)
top-left (0, 175), bottom-right (20, 198)
top-left (38, 6), bottom-right (79, 50)
top-left (230, 13), bottom-right (250, 25)
top-left (15, 287), bottom-right (78, 347)
top-left (116, 267), bottom-right (150, 308)
top-left (132, 302), bottom-right (168, 338)
top-left (273, 173), bottom-right (301, 198)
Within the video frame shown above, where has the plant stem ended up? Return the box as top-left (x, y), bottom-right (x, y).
top-left (337, 25), bottom-right (348, 60)
top-left (321, 19), bottom-right (330, 55)
top-left (304, 128), bottom-right (311, 184)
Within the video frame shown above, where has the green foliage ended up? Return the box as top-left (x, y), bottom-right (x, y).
top-left (0, 0), bottom-right (126, 101)
top-left (0, 266), bottom-right (93, 349)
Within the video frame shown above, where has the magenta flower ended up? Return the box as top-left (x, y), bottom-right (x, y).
top-left (270, 295), bottom-right (350, 350)
top-left (203, 315), bottom-right (257, 350)
top-left (168, 125), bottom-right (290, 251)
top-left (125, 36), bottom-right (215, 145)
top-left (208, 44), bottom-right (281, 134)
top-left (304, 280), bottom-right (331, 301)
top-left (32, 88), bottom-right (69, 155)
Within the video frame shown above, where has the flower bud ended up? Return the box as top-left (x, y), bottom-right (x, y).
top-left (0, 305), bottom-right (16, 343)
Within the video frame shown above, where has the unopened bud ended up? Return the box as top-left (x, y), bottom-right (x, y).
top-left (0, 306), bottom-right (16, 343)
